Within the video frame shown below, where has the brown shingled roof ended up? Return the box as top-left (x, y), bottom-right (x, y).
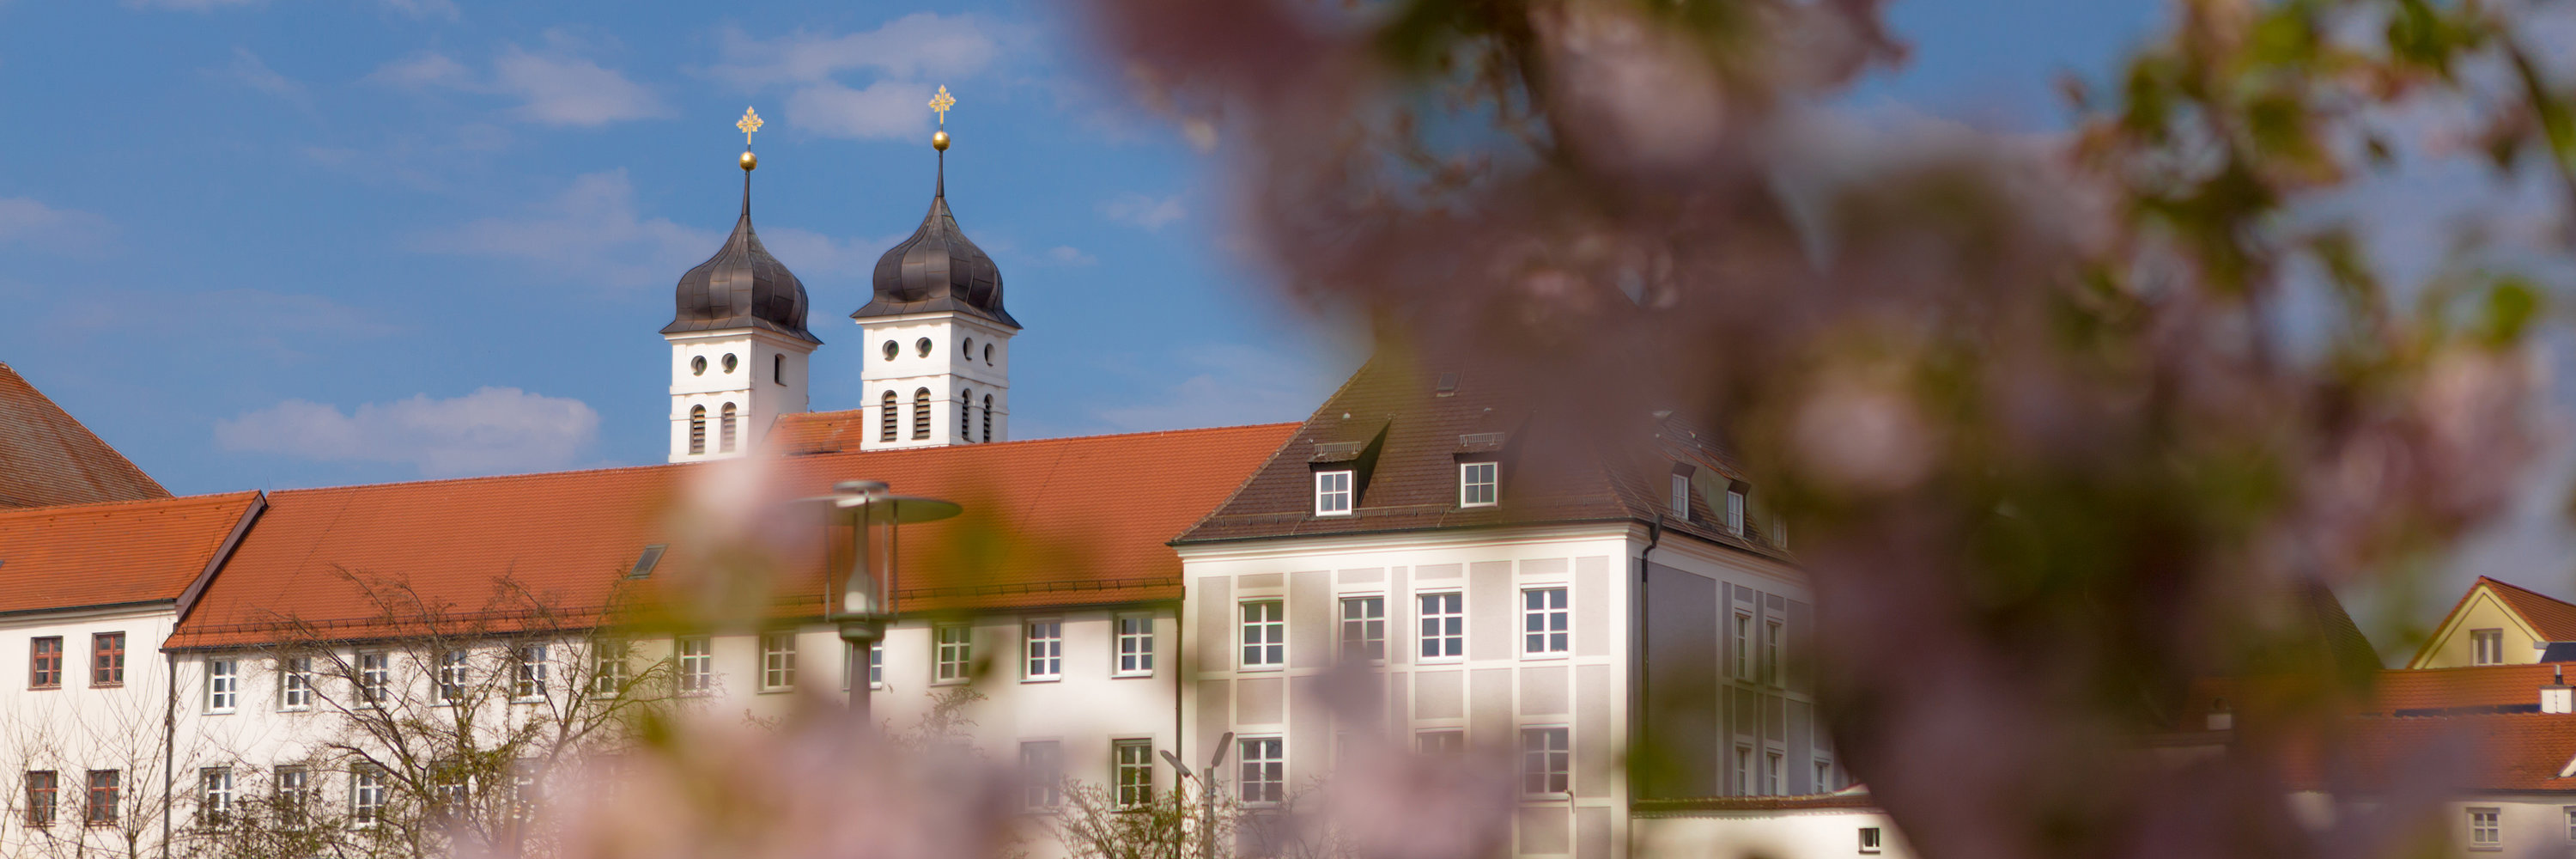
top-left (2479, 576), bottom-right (2576, 641)
top-left (167, 423), bottom-right (1295, 650)
top-left (0, 362), bottom-right (169, 509)
top-left (0, 492), bottom-right (263, 615)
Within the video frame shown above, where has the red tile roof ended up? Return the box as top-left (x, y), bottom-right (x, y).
top-left (0, 362), bottom-right (168, 509)
top-left (167, 423), bottom-right (1296, 649)
top-left (2479, 576), bottom-right (2576, 641)
top-left (0, 492), bottom-right (263, 615)
top-left (2278, 713), bottom-right (2576, 792)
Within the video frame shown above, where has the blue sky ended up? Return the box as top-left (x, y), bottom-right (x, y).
top-left (0, 0), bottom-right (2165, 495)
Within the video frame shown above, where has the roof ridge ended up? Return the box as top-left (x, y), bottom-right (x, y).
top-left (2482, 576), bottom-right (2575, 606)
top-left (0, 490), bottom-right (260, 519)
top-left (773, 414), bottom-right (1301, 445)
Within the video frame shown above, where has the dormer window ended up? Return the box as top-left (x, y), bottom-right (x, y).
top-left (1315, 471), bottom-right (1354, 516)
top-left (1459, 462), bottom-right (1498, 508)
top-left (1725, 488), bottom-right (1747, 534)
top-left (1669, 472), bottom-right (1692, 519)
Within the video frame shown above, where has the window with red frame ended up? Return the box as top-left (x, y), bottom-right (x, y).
top-left (85, 771), bottom-right (117, 825)
top-left (91, 633), bottom-right (124, 687)
top-left (29, 637), bottom-right (61, 689)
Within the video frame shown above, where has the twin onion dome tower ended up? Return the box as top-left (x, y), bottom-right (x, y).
top-left (662, 88), bottom-right (1017, 463)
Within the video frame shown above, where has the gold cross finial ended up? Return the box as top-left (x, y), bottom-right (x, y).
top-left (929, 86), bottom-right (956, 127)
top-left (737, 107), bottom-right (764, 145)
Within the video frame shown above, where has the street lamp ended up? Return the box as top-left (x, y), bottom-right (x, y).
top-left (808, 479), bottom-right (959, 719)
top-left (1162, 731), bottom-right (1230, 859)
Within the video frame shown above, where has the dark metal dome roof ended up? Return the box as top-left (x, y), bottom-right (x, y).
top-left (853, 158), bottom-right (1018, 328)
top-left (663, 175), bottom-right (821, 344)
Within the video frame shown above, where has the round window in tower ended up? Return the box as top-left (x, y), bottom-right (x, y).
top-left (915, 338), bottom-right (933, 357)
top-left (690, 356), bottom-right (708, 375)
top-left (722, 353), bottom-right (739, 374)
top-left (882, 340), bottom-right (898, 361)
top-left (963, 337), bottom-right (974, 356)
top-left (983, 344), bottom-right (993, 364)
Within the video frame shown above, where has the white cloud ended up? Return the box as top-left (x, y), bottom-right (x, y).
top-left (0, 198), bottom-right (112, 253)
top-left (220, 46), bottom-right (306, 101)
top-left (368, 51), bottom-right (471, 88)
top-left (1046, 246), bottom-right (1097, 265)
top-left (416, 169), bottom-right (712, 287)
top-left (708, 15), bottom-right (1002, 88)
top-left (216, 387), bottom-right (600, 478)
top-left (1100, 193), bottom-right (1187, 231)
top-left (493, 46), bottom-right (667, 126)
top-left (785, 79), bottom-right (934, 141)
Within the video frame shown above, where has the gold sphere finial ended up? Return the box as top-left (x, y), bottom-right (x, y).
top-left (933, 130), bottom-right (950, 151)
top-left (740, 149), bottom-right (757, 171)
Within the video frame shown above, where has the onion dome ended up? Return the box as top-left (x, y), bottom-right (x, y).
top-left (663, 158), bottom-right (821, 344)
top-left (853, 145), bottom-right (1020, 329)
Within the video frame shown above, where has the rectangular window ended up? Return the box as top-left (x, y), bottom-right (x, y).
top-left (1765, 619), bottom-right (1783, 685)
top-left (1522, 588), bottom-right (1570, 655)
top-left (1419, 592), bottom-right (1464, 660)
top-left (281, 656), bottom-right (312, 710)
top-left (85, 770), bottom-right (117, 825)
top-left (1238, 737), bottom-right (1285, 804)
top-left (2470, 807), bottom-right (2501, 850)
top-left (591, 641), bottom-right (628, 697)
top-left (436, 649), bottom-right (469, 704)
top-left (29, 637), bottom-right (60, 689)
top-left (91, 632), bottom-right (125, 687)
top-left (2474, 629), bottom-right (2505, 666)
top-left (1340, 596), bottom-right (1386, 662)
top-left (199, 767), bottom-right (232, 824)
top-left (1240, 601), bottom-right (1285, 668)
top-left (1020, 741), bottom-right (1062, 809)
top-left (1460, 461), bottom-right (1498, 507)
top-left (869, 640), bottom-right (884, 688)
top-left (760, 633), bottom-right (798, 691)
top-left (510, 758), bottom-right (542, 821)
top-left (1733, 612), bottom-right (1753, 679)
top-left (1735, 745), bottom-right (1753, 796)
top-left (275, 766), bottom-right (309, 825)
top-left (1315, 470), bottom-right (1354, 515)
top-left (678, 637), bottom-right (714, 694)
top-left (1114, 739), bottom-right (1154, 807)
top-left (515, 644), bottom-right (550, 699)
top-left (25, 771), bottom-right (54, 826)
top-left (1670, 472), bottom-right (1691, 518)
top-left (2566, 806), bottom-right (2576, 842)
top-left (1726, 489), bottom-right (1747, 534)
top-left (1520, 728), bottom-right (1571, 796)
top-left (1859, 826), bottom-right (1883, 854)
top-left (1417, 730), bottom-right (1465, 756)
top-left (1816, 759), bottom-right (1835, 794)
top-left (1115, 614), bottom-right (1155, 676)
top-left (1024, 621), bottom-right (1063, 681)
top-left (351, 767), bottom-right (386, 825)
top-left (206, 658), bottom-right (237, 713)
top-left (1766, 751), bottom-right (1784, 795)
top-left (935, 625), bottom-right (971, 683)
top-left (358, 651), bottom-right (390, 706)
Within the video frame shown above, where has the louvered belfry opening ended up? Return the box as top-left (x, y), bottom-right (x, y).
top-left (879, 391), bottom-right (897, 442)
top-left (982, 394), bottom-right (993, 442)
top-left (959, 388), bottom-right (973, 441)
top-left (912, 388), bottom-right (932, 440)
top-left (720, 403), bottom-right (738, 453)
top-left (689, 405), bottom-right (708, 454)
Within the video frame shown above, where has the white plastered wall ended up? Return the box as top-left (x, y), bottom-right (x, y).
top-left (854, 313), bottom-right (1012, 449)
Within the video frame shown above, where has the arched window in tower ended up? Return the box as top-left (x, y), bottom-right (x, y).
top-left (720, 403), bottom-right (738, 453)
top-left (879, 392), bottom-right (897, 442)
top-left (689, 405), bottom-right (707, 455)
top-left (982, 394), bottom-right (993, 442)
top-left (912, 388), bottom-right (932, 440)
top-left (958, 387), bottom-right (972, 441)
top-left (773, 354), bottom-right (784, 385)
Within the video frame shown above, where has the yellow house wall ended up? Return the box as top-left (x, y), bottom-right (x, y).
top-left (2411, 590), bottom-right (2543, 668)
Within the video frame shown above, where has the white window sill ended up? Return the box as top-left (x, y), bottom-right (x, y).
top-left (1460, 503), bottom-right (1498, 509)
top-left (513, 696), bottom-right (549, 704)
top-left (1418, 656), bottom-right (1466, 665)
top-left (1521, 794), bottom-right (1572, 803)
top-left (756, 687), bottom-right (796, 695)
top-left (1111, 670), bottom-right (1155, 679)
top-left (931, 678), bottom-right (970, 686)
top-left (204, 709), bottom-right (235, 716)
top-left (278, 706), bottom-right (309, 714)
top-left (1522, 651), bottom-right (1571, 661)
top-left (1023, 676), bottom-right (1061, 684)
top-left (1237, 665), bottom-right (1285, 673)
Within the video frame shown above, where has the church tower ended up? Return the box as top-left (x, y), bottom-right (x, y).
top-left (854, 86), bottom-right (1018, 450)
top-left (663, 108), bottom-right (822, 463)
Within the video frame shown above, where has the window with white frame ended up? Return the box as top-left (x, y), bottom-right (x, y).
top-left (515, 644), bottom-right (549, 699)
top-left (1238, 737), bottom-right (1285, 804)
top-left (869, 640), bottom-right (884, 688)
top-left (1859, 826), bottom-right (1883, 854)
top-left (1025, 621), bottom-right (1063, 680)
top-left (1523, 588), bottom-right (1570, 655)
top-left (1460, 461), bottom-right (1498, 507)
top-left (205, 659), bottom-right (236, 713)
top-left (1114, 740), bottom-right (1154, 807)
top-left (1726, 488), bottom-right (1747, 534)
top-left (935, 625), bottom-right (971, 683)
top-left (1115, 614), bottom-right (1154, 676)
top-left (1419, 592), bottom-right (1464, 660)
top-left (2566, 806), bottom-right (2576, 841)
top-left (1417, 730), bottom-right (1464, 756)
top-left (1520, 728), bottom-right (1571, 796)
top-left (281, 656), bottom-right (312, 710)
top-left (1765, 618), bottom-right (1783, 685)
top-left (275, 766), bottom-right (308, 825)
top-left (1241, 600), bottom-right (1285, 668)
top-left (2473, 629), bottom-right (2505, 666)
top-left (591, 641), bottom-right (628, 697)
top-left (1340, 596), bottom-right (1386, 662)
top-left (1815, 758), bottom-right (1836, 793)
top-left (761, 633), bottom-right (797, 691)
top-left (2470, 807), bottom-right (2501, 850)
top-left (1315, 471), bottom-right (1354, 515)
top-left (1734, 745), bottom-right (1753, 796)
top-left (1019, 741), bottom-right (1062, 809)
top-left (351, 767), bottom-right (386, 825)
top-left (1670, 472), bottom-right (1691, 518)
top-left (510, 758), bottom-right (542, 822)
top-left (199, 767), bottom-right (231, 824)
top-left (677, 637), bottom-right (714, 694)
top-left (436, 649), bottom-right (469, 704)
top-left (357, 652), bottom-right (389, 706)
top-left (1766, 751), bottom-right (1784, 795)
top-left (1732, 612), bottom-right (1753, 679)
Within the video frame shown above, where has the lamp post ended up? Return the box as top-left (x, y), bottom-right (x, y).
top-left (811, 479), bottom-right (960, 719)
top-left (1162, 731), bottom-right (1230, 859)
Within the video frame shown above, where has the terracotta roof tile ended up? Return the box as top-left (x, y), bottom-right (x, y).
top-left (2276, 713), bottom-right (2576, 792)
top-left (0, 362), bottom-right (169, 509)
top-left (2479, 576), bottom-right (2576, 641)
top-left (167, 424), bottom-right (1295, 649)
top-left (0, 492), bottom-right (262, 614)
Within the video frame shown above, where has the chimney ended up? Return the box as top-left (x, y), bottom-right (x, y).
top-left (2205, 698), bottom-right (2233, 731)
top-left (2543, 665), bottom-right (2573, 716)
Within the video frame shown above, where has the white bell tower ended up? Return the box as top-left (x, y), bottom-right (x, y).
top-left (663, 108), bottom-right (823, 463)
top-left (854, 88), bottom-right (1018, 451)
